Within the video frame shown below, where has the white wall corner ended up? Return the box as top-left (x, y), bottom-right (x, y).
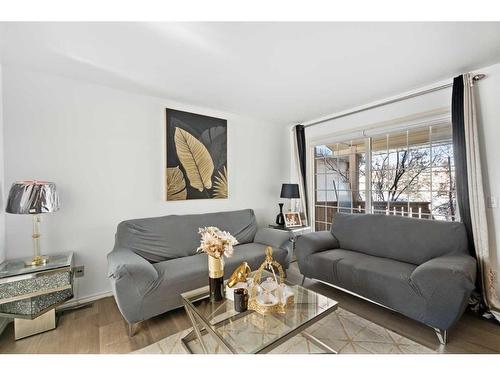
top-left (0, 63), bottom-right (5, 264)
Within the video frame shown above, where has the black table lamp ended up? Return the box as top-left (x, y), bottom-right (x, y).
top-left (6, 180), bottom-right (60, 266)
top-left (280, 183), bottom-right (300, 212)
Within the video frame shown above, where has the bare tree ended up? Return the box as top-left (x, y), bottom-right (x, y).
top-left (372, 149), bottom-right (429, 202)
top-left (316, 141), bottom-right (456, 219)
top-left (432, 147), bottom-right (456, 220)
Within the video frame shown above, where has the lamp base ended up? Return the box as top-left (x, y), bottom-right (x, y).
top-left (25, 255), bottom-right (49, 267)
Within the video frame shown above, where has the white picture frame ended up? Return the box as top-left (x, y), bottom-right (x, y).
top-left (284, 212), bottom-right (302, 227)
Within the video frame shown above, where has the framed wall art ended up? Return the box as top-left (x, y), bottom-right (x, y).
top-left (165, 108), bottom-right (227, 200)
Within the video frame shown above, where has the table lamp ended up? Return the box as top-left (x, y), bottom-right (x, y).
top-left (280, 183), bottom-right (300, 212)
top-left (6, 180), bottom-right (60, 266)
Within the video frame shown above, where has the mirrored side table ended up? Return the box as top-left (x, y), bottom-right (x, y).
top-left (0, 252), bottom-right (74, 339)
top-left (268, 225), bottom-right (312, 263)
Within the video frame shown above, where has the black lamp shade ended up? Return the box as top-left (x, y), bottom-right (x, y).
top-left (280, 184), bottom-right (300, 199)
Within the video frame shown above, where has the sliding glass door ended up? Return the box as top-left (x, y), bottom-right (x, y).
top-left (312, 122), bottom-right (457, 231)
top-left (314, 138), bottom-right (367, 231)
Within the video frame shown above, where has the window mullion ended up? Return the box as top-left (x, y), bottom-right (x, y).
top-left (429, 126), bottom-right (433, 220)
top-left (366, 137), bottom-right (372, 214)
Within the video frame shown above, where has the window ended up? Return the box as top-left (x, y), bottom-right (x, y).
top-left (313, 123), bottom-right (457, 231)
top-left (314, 139), bottom-right (367, 231)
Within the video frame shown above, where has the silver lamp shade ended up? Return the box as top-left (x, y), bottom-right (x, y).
top-left (6, 181), bottom-right (59, 214)
top-left (5, 181), bottom-right (60, 266)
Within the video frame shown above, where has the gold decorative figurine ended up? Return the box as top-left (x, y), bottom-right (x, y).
top-left (227, 262), bottom-right (251, 288)
top-left (248, 246), bottom-right (294, 315)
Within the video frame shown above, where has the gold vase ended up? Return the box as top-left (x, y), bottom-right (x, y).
top-left (208, 255), bottom-right (224, 301)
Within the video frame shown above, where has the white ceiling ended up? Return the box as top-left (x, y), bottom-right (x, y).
top-left (1, 22), bottom-right (500, 125)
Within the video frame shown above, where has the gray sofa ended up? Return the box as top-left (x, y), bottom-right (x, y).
top-left (107, 209), bottom-right (292, 332)
top-left (296, 213), bottom-right (477, 344)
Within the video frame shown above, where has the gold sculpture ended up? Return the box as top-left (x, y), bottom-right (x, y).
top-left (248, 246), bottom-right (294, 315)
top-left (254, 247), bottom-right (285, 284)
top-left (227, 262), bottom-right (251, 288)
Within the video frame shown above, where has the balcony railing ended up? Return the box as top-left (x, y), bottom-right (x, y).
top-left (314, 200), bottom-right (432, 230)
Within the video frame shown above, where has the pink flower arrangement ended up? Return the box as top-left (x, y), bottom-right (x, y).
top-left (197, 226), bottom-right (238, 259)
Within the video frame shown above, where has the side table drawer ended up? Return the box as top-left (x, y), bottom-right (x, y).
top-left (0, 268), bottom-right (73, 318)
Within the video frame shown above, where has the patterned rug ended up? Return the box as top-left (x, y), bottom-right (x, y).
top-left (134, 308), bottom-right (435, 354)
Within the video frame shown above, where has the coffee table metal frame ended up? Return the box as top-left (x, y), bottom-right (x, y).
top-left (181, 280), bottom-right (338, 354)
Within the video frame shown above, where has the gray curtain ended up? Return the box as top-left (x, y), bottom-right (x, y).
top-left (294, 125), bottom-right (309, 225)
top-left (452, 73), bottom-right (500, 320)
top-left (452, 75), bottom-right (474, 256)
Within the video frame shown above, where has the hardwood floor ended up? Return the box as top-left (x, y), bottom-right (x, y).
top-left (1, 262), bottom-right (499, 354)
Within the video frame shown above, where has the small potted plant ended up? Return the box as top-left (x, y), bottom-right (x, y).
top-left (197, 227), bottom-right (238, 301)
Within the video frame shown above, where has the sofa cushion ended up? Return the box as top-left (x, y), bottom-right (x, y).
top-left (330, 213), bottom-right (469, 265)
top-left (153, 243), bottom-right (288, 284)
top-left (143, 243), bottom-right (288, 317)
top-left (115, 209), bottom-right (258, 262)
top-left (307, 248), bottom-right (367, 285)
top-left (226, 243), bottom-right (288, 272)
top-left (309, 249), bottom-right (425, 321)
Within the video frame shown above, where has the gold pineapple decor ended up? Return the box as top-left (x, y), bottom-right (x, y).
top-left (248, 246), bottom-right (294, 315)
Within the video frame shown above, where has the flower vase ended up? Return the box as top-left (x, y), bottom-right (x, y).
top-left (208, 255), bottom-right (224, 301)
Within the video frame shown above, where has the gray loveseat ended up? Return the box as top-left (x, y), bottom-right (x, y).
top-left (107, 209), bottom-right (292, 333)
top-left (296, 213), bottom-right (477, 344)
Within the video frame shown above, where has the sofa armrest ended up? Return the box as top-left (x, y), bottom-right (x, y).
top-left (410, 254), bottom-right (477, 329)
top-left (411, 254), bottom-right (476, 294)
top-left (107, 248), bottom-right (159, 295)
top-left (295, 231), bottom-right (339, 277)
top-left (254, 228), bottom-right (293, 265)
top-left (254, 228), bottom-right (292, 250)
top-left (296, 231), bottom-right (338, 259)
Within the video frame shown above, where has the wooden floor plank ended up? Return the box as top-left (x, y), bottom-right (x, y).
top-left (0, 262), bottom-right (499, 354)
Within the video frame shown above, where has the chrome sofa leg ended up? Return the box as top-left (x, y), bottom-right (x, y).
top-left (128, 322), bottom-right (139, 337)
top-left (433, 328), bottom-right (447, 345)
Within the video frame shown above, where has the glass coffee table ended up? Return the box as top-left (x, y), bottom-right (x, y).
top-left (181, 271), bottom-right (338, 354)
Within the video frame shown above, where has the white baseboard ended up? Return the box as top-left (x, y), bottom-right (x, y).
top-left (59, 290), bottom-right (113, 310)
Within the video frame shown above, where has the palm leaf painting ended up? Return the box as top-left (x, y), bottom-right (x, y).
top-left (166, 167), bottom-right (187, 200)
top-left (213, 166), bottom-right (228, 199)
top-left (200, 126), bottom-right (227, 172)
top-left (174, 127), bottom-right (214, 192)
top-left (166, 108), bottom-right (227, 200)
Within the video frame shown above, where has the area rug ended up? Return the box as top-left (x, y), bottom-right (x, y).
top-left (133, 307), bottom-right (435, 354)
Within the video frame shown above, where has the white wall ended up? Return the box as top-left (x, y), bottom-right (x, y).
top-left (0, 64), bottom-right (7, 334)
top-left (0, 64), bottom-right (5, 264)
top-left (2, 67), bottom-right (290, 301)
top-left (295, 61), bottom-right (500, 307)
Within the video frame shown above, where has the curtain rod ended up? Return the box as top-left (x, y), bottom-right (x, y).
top-left (303, 74), bottom-right (486, 129)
